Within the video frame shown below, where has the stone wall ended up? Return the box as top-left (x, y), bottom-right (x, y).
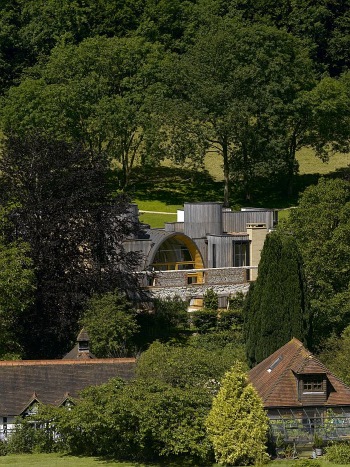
top-left (146, 282), bottom-right (250, 302)
top-left (151, 267), bottom-right (248, 287)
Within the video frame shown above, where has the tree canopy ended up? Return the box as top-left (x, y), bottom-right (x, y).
top-left (206, 362), bottom-right (269, 465)
top-left (284, 177), bottom-right (350, 348)
top-left (245, 230), bottom-right (310, 366)
top-left (0, 133), bottom-right (141, 357)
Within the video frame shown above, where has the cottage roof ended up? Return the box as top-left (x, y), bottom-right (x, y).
top-left (249, 338), bottom-right (350, 408)
top-left (0, 358), bottom-right (136, 416)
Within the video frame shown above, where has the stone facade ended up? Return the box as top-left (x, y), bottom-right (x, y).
top-left (146, 282), bottom-right (250, 302)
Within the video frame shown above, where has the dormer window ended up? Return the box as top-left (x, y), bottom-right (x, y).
top-left (298, 374), bottom-right (327, 403)
top-left (303, 377), bottom-right (323, 393)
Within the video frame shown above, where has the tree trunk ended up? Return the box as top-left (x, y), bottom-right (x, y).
top-left (222, 138), bottom-right (230, 207)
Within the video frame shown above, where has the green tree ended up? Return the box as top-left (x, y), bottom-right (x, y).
top-left (41, 376), bottom-right (213, 462)
top-left (81, 289), bottom-right (139, 357)
top-left (285, 178), bottom-right (350, 347)
top-left (203, 287), bottom-right (218, 311)
top-left (1, 36), bottom-right (166, 188)
top-left (318, 326), bottom-right (350, 386)
top-left (245, 230), bottom-right (309, 366)
top-left (227, 0), bottom-right (350, 76)
top-left (162, 19), bottom-right (315, 205)
top-left (0, 235), bottom-right (35, 358)
top-left (206, 362), bottom-right (269, 466)
top-left (0, 132), bottom-right (140, 358)
top-left (136, 340), bottom-right (237, 390)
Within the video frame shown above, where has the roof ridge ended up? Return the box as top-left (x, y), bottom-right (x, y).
top-left (0, 358), bottom-right (136, 366)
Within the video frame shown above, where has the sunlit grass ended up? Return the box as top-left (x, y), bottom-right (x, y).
top-left (296, 147), bottom-right (350, 175)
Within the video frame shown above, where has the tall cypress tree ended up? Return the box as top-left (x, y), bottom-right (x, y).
top-left (244, 231), bottom-right (309, 367)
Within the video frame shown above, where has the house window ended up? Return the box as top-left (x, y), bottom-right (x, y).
top-left (212, 244), bottom-right (216, 268)
top-left (187, 274), bottom-right (198, 285)
top-left (233, 241), bottom-right (249, 267)
top-left (302, 376), bottom-right (324, 392)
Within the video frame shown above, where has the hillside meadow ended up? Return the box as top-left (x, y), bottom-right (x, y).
top-left (132, 148), bottom-right (350, 227)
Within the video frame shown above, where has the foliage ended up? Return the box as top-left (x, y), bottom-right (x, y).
top-left (1, 36), bottom-right (167, 188)
top-left (203, 288), bottom-right (218, 311)
top-left (191, 309), bottom-right (217, 334)
top-left (285, 178), bottom-right (350, 347)
top-left (245, 230), bottom-right (310, 366)
top-left (318, 326), bottom-right (350, 386)
top-left (325, 442), bottom-right (350, 464)
top-left (291, 460), bottom-right (321, 467)
top-left (0, 236), bottom-right (35, 358)
top-left (152, 296), bottom-right (189, 330)
top-left (39, 377), bottom-right (213, 462)
top-left (162, 19), bottom-right (316, 204)
top-left (0, 133), bottom-right (141, 358)
top-left (7, 421), bottom-right (36, 454)
top-left (135, 296), bottom-right (189, 347)
top-left (0, 442), bottom-right (7, 456)
top-left (136, 340), bottom-right (237, 390)
top-left (227, 0), bottom-right (350, 76)
top-left (313, 434), bottom-right (324, 449)
top-left (206, 362), bottom-right (269, 465)
top-left (81, 289), bottom-right (139, 357)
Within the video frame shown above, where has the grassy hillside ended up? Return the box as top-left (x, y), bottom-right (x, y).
top-left (129, 149), bottom-right (350, 227)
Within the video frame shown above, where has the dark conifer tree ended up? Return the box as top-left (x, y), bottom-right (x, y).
top-left (0, 132), bottom-right (141, 358)
top-left (244, 231), bottom-right (309, 367)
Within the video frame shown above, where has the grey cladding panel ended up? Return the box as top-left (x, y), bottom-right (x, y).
top-left (223, 210), bottom-right (274, 232)
top-left (184, 203), bottom-right (223, 238)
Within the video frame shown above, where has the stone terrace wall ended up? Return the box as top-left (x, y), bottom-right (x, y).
top-left (146, 282), bottom-right (250, 301)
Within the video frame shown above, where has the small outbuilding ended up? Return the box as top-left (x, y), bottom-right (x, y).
top-left (249, 338), bottom-right (350, 444)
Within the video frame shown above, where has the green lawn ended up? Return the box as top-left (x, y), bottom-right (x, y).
top-left (0, 454), bottom-right (138, 466)
top-left (0, 453), bottom-right (347, 467)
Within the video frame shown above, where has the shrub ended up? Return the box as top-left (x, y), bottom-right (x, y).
top-left (7, 422), bottom-right (36, 454)
top-left (203, 288), bottom-right (218, 311)
top-left (325, 442), bottom-right (350, 464)
top-left (191, 309), bottom-right (217, 333)
top-left (0, 441), bottom-right (7, 456)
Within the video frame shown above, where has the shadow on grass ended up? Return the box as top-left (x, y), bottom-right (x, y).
top-left (117, 164), bottom-right (350, 210)
top-left (126, 166), bottom-right (224, 206)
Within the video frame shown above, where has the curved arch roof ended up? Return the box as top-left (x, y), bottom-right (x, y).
top-left (144, 229), bottom-right (203, 269)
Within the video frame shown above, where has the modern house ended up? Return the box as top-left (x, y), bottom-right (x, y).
top-left (249, 338), bottom-right (350, 444)
top-left (0, 332), bottom-right (135, 439)
top-left (125, 202), bottom-right (277, 308)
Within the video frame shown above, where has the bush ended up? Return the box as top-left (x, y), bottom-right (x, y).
top-left (7, 422), bottom-right (36, 454)
top-left (191, 309), bottom-right (217, 333)
top-left (203, 288), bottom-right (218, 311)
top-left (325, 442), bottom-right (350, 464)
top-left (0, 441), bottom-right (7, 456)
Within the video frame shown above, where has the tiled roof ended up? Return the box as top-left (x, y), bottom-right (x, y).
top-left (248, 338), bottom-right (350, 408)
top-left (0, 358), bottom-right (136, 416)
top-left (62, 344), bottom-right (96, 360)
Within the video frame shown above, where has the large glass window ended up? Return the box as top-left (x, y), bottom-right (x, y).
top-left (152, 237), bottom-right (195, 270)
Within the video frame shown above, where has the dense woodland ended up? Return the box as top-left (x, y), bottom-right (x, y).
top-left (0, 1), bottom-right (349, 463)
